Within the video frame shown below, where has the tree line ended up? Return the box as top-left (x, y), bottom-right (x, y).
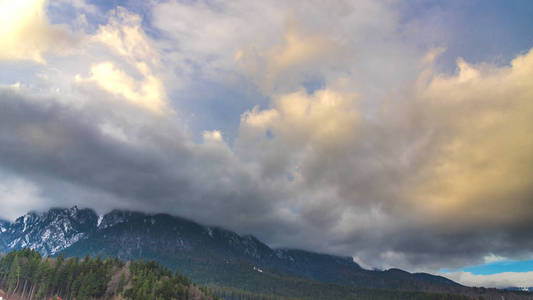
top-left (0, 248), bottom-right (124, 299)
top-left (0, 249), bottom-right (203, 300)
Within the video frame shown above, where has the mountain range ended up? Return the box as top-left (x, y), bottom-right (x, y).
top-left (0, 206), bottom-right (530, 300)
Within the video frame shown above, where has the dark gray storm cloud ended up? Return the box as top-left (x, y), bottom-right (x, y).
top-left (0, 88), bottom-right (293, 238)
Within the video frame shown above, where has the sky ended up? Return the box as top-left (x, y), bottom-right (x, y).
top-left (1, 0), bottom-right (533, 289)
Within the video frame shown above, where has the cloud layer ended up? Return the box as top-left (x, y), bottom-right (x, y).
top-left (1, 0), bottom-right (533, 286)
top-left (444, 271), bottom-right (533, 289)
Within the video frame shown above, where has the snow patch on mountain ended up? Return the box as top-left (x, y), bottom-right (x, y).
top-left (1, 206), bottom-right (98, 256)
top-left (253, 266), bottom-right (263, 273)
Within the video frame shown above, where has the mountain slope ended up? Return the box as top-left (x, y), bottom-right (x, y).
top-left (1, 248), bottom-right (485, 300)
top-left (60, 209), bottom-right (463, 293)
top-left (0, 206), bottom-right (97, 256)
top-left (0, 219), bottom-right (9, 251)
top-left (2, 207), bottom-right (531, 300)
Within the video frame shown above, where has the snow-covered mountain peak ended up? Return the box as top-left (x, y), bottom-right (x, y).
top-left (0, 206), bottom-right (98, 256)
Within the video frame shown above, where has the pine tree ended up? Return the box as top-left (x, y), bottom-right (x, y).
top-left (7, 254), bottom-right (20, 297)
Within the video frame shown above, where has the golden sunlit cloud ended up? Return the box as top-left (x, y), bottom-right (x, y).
top-left (412, 48), bottom-right (533, 225)
top-left (78, 61), bottom-right (167, 113)
top-left (74, 7), bottom-right (168, 113)
top-left (241, 89), bottom-right (359, 149)
top-left (0, 0), bottom-right (74, 63)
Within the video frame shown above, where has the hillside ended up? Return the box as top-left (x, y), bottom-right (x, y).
top-left (0, 208), bottom-right (531, 300)
top-left (60, 210), bottom-right (465, 292)
top-left (0, 249), bottom-right (488, 300)
top-left (0, 249), bottom-right (216, 300)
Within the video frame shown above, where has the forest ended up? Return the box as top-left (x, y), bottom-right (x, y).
top-left (0, 249), bottom-right (201, 300)
top-left (0, 249), bottom-right (486, 300)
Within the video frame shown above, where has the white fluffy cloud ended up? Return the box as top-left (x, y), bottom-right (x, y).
top-left (444, 271), bottom-right (533, 289)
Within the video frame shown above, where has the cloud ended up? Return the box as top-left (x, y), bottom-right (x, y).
top-left (0, 87), bottom-right (290, 240)
top-left (78, 62), bottom-right (167, 113)
top-left (0, 174), bottom-right (49, 220)
top-left (237, 89), bottom-right (359, 179)
top-left (443, 271), bottom-right (533, 289)
top-left (93, 7), bottom-right (157, 64)
top-left (368, 48), bottom-right (533, 269)
top-left (73, 7), bottom-right (169, 113)
top-left (51, 0), bottom-right (98, 14)
top-left (1, 0), bottom-right (533, 282)
top-left (236, 22), bottom-right (345, 93)
top-left (152, 0), bottom-right (284, 75)
top-left (231, 47), bottom-right (533, 271)
top-left (484, 254), bottom-right (508, 264)
top-left (203, 130), bottom-right (224, 143)
top-left (411, 49), bottom-right (533, 228)
top-left (0, 0), bottom-right (75, 63)
top-left (150, 0), bottom-right (407, 95)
